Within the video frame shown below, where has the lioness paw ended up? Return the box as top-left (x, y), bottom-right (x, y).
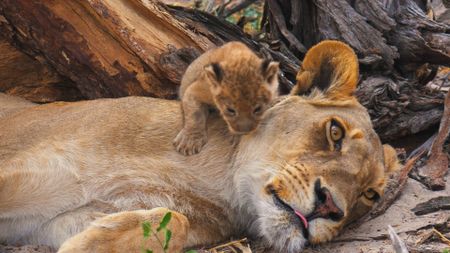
top-left (173, 129), bottom-right (207, 155)
top-left (58, 208), bottom-right (189, 253)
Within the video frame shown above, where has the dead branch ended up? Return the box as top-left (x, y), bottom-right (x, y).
top-left (221, 0), bottom-right (258, 17)
top-left (415, 89), bottom-right (450, 190)
top-left (265, 0), bottom-right (306, 54)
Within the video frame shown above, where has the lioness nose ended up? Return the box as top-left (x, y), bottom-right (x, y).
top-left (308, 179), bottom-right (344, 222)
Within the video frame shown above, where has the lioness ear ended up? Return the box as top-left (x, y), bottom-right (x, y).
top-left (261, 59), bottom-right (280, 93)
top-left (204, 63), bottom-right (223, 84)
top-left (383, 144), bottom-right (400, 174)
top-left (290, 40), bottom-right (359, 100)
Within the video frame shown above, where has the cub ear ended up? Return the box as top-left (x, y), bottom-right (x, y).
top-left (204, 63), bottom-right (223, 84)
top-left (261, 59), bottom-right (280, 92)
top-left (290, 40), bottom-right (359, 100)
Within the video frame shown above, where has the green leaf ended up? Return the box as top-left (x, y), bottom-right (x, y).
top-left (163, 229), bottom-right (172, 250)
top-left (443, 249), bottom-right (450, 253)
top-left (185, 250), bottom-right (198, 253)
top-left (157, 212), bottom-right (172, 232)
top-left (146, 250), bottom-right (153, 253)
top-left (142, 221), bottom-right (152, 239)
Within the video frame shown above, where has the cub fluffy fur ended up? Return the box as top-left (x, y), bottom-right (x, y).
top-left (173, 41), bottom-right (279, 155)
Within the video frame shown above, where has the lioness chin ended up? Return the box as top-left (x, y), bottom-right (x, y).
top-left (0, 40), bottom-right (398, 253)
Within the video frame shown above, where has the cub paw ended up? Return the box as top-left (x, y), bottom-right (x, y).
top-left (173, 129), bottom-right (207, 155)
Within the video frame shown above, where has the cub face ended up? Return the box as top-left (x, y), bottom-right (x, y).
top-left (205, 59), bottom-right (279, 134)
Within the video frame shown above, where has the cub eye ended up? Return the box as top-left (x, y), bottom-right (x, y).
top-left (326, 119), bottom-right (345, 151)
top-left (226, 107), bottom-right (236, 116)
top-left (253, 105), bottom-right (262, 115)
top-left (363, 189), bottom-right (380, 201)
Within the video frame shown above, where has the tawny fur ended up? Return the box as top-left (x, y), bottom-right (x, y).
top-left (0, 41), bottom-right (398, 253)
top-left (291, 40), bottom-right (359, 100)
top-left (173, 41), bottom-right (279, 155)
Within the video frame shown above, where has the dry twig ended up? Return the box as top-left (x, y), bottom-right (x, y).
top-left (432, 228), bottom-right (450, 247)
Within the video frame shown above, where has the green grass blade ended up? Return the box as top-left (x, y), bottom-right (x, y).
top-left (157, 212), bottom-right (172, 232)
top-left (142, 221), bottom-right (152, 238)
top-left (163, 229), bottom-right (172, 250)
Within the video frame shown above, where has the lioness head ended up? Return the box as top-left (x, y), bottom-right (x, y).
top-left (234, 41), bottom-right (399, 252)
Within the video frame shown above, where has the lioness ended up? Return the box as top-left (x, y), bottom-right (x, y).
top-left (0, 41), bottom-right (398, 253)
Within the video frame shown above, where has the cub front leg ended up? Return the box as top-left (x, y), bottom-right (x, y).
top-left (173, 87), bottom-right (209, 155)
top-left (58, 208), bottom-right (189, 253)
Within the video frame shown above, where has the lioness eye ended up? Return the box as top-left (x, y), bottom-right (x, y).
top-left (330, 124), bottom-right (343, 141)
top-left (326, 119), bottom-right (345, 151)
top-left (363, 189), bottom-right (380, 201)
top-left (226, 107), bottom-right (236, 116)
top-left (253, 106), bottom-right (262, 115)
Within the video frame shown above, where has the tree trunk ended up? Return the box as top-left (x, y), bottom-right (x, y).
top-left (0, 0), bottom-right (448, 141)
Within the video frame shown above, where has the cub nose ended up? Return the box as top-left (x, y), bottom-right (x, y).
top-left (233, 119), bottom-right (257, 133)
top-left (308, 179), bottom-right (344, 222)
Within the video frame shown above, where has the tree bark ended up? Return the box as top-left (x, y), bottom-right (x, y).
top-left (0, 35), bottom-right (82, 102)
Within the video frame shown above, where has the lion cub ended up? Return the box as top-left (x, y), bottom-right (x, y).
top-left (173, 41), bottom-right (279, 155)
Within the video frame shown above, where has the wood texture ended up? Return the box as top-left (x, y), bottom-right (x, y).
top-left (412, 196), bottom-right (450, 215)
top-left (0, 37), bottom-right (82, 102)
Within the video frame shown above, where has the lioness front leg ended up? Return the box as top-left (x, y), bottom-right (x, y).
top-left (58, 208), bottom-right (189, 253)
top-left (173, 88), bottom-right (209, 155)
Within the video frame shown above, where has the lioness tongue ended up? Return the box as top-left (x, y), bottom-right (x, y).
top-left (294, 210), bottom-right (308, 229)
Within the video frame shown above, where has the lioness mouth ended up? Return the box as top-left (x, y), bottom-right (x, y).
top-left (270, 180), bottom-right (345, 238)
top-left (271, 190), bottom-right (309, 235)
